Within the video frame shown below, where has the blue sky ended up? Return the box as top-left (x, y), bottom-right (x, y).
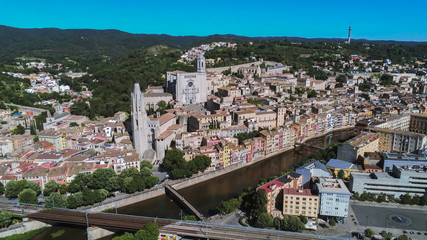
top-left (2, 0), bottom-right (427, 41)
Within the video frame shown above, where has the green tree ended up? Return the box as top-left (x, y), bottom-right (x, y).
top-left (0, 182), bottom-right (4, 196)
top-left (82, 187), bottom-right (97, 205)
top-left (43, 180), bottom-right (59, 196)
top-left (30, 122), bottom-right (37, 135)
top-left (67, 173), bottom-right (90, 193)
top-left (89, 168), bottom-right (116, 189)
top-left (419, 194), bottom-right (427, 206)
top-left (133, 222), bottom-right (159, 240)
top-left (298, 215), bottom-right (308, 224)
top-left (162, 148), bottom-right (186, 171)
top-left (217, 198), bottom-right (242, 215)
top-left (182, 215), bottom-right (197, 221)
top-left (33, 135), bottom-right (39, 143)
top-left (242, 189), bottom-right (268, 223)
top-left (140, 160), bottom-right (153, 170)
top-left (120, 167), bottom-right (140, 179)
top-left (45, 193), bottom-right (68, 208)
top-left (0, 210), bottom-right (13, 228)
top-left (11, 124), bottom-right (25, 135)
top-left (25, 181), bottom-right (41, 196)
top-left (105, 176), bottom-right (121, 192)
top-left (336, 75), bottom-right (347, 83)
top-left (376, 193), bottom-right (387, 203)
top-left (67, 193), bottom-right (84, 209)
top-left (379, 74), bottom-right (395, 86)
top-left (282, 215), bottom-right (305, 232)
top-left (143, 176), bottom-right (159, 189)
top-left (307, 89), bottom-right (317, 98)
top-left (112, 232), bottom-right (135, 240)
top-left (365, 228), bottom-right (375, 238)
top-left (157, 100), bottom-right (167, 115)
top-left (69, 122), bottom-right (79, 127)
top-left (5, 181), bottom-right (18, 198)
top-left (94, 189), bottom-right (109, 203)
top-left (397, 234), bottom-right (409, 240)
top-left (337, 169), bottom-right (345, 179)
top-left (400, 193), bottom-right (412, 204)
top-left (380, 230), bottom-right (393, 240)
top-left (59, 184), bottom-right (68, 195)
top-left (256, 212), bottom-right (273, 228)
top-left (18, 189), bottom-right (38, 204)
top-left (140, 167), bottom-right (152, 178)
top-left (412, 195), bottom-right (421, 205)
top-left (329, 219), bottom-right (336, 226)
top-left (0, 102), bottom-right (6, 110)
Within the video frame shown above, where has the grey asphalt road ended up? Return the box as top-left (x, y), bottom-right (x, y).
top-left (352, 205), bottom-right (427, 231)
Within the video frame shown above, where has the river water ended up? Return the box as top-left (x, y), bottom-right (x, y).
top-left (31, 128), bottom-right (354, 239)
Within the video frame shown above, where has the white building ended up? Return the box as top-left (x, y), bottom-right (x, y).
top-left (0, 141), bottom-right (13, 155)
top-left (316, 178), bottom-right (351, 218)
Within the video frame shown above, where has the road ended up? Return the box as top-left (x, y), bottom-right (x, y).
top-left (351, 204), bottom-right (427, 231)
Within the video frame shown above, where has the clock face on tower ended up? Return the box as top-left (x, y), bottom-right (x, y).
top-left (188, 81), bottom-right (193, 87)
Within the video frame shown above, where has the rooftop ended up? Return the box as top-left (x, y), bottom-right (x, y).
top-left (316, 178), bottom-right (351, 195)
top-left (326, 159), bottom-right (359, 170)
top-left (283, 188), bottom-right (316, 196)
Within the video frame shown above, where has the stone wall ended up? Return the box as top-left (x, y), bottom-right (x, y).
top-left (0, 220), bottom-right (51, 239)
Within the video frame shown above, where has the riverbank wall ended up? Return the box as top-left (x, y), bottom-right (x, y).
top-left (0, 219), bottom-right (50, 239)
top-left (88, 126), bottom-right (355, 212)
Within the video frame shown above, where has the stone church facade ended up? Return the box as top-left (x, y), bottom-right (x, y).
top-left (166, 55), bottom-right (211, 105)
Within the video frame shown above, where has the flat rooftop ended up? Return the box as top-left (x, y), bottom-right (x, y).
top-left (316, 178), bottom-right (351, 195)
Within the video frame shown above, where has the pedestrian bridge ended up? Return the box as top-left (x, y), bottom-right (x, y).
top-left (164, 184), bottom-right (205, 220)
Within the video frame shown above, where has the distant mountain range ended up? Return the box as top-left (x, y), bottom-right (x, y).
top-left (0, 25), bottom-right (425, 62)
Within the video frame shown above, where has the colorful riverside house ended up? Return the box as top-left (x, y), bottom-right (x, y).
top-left (252, 137), bottom-right (265, 159)
top-left (243, 139), bottom-right (253, 163)
top-left (278, 129), bottom-right (284, 149)
top-left (216, 141), bottom-right (231, 168)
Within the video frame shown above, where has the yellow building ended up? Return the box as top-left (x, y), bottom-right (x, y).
top-left (283, 188), bottom-right (319, 219)
top-left (216, 142), bottom-right (231, 168)
top-left (326, 159), bottom-right (359, 178)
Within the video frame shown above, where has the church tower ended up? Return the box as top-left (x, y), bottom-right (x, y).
top-left (131, 83), bottom-right (152, 160)
top-left (196, 54), bottom-right (206, 73)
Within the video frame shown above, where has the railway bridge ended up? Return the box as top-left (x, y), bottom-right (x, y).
top-left (0, 201), bottom-right (350, 240)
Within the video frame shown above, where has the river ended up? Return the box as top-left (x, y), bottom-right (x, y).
top-left (31, 128), bottom-right (354, 239)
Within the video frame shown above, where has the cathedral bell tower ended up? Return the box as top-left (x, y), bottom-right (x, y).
top-left (131, 83), bottom-right (152, 160)
top-left (196, 54), bottom-right (206, 73)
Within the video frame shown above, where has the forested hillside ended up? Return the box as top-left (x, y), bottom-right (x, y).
top-left (1, 25), bottom-right (427, 119)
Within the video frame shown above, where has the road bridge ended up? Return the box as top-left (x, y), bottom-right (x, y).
top-left (0, 201), bottom-right (350, 240)
top-left (164, 184), bottom-right (205, 220)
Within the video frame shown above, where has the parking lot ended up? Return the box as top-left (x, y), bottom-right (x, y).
top-left (352, 204), bottom-right (427, 232)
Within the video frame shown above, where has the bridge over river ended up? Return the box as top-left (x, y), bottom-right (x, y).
top-left (1, 201), bottom-right (350, 240)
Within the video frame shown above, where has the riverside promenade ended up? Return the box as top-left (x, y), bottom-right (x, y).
top-left (86, 126), bottom-right (355, 212)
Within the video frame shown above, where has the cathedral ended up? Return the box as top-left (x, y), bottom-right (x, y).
top-left (166, 54), bottom-right (211, 105)
top-left (132, 55), bottom-right (211, 163)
